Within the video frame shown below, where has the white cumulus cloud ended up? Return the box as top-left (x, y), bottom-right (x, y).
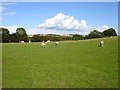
top-left (0, 25), bottom-right (19, 34)
top-left (38, 13), bottom-right (113, 35)
top-left (102, 25), bottom-right (109, 29)
top-left (93, 25), bottom-right (110, 32)
top-left (38, 13), bottom-right (87, 32)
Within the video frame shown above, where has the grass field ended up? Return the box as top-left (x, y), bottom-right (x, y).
top-left (2, 37), bottom-right (118, 88)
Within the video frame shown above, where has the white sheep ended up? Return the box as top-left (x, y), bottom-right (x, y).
top-left (55, 41), bottom-right (59, 46)
top-left (99, 41), bottom-right (104, 47)
top-left (46, 40), bottom-right (50, 44)
top-left (28, 41), bottom-right (31, 43)
top-left (19, 41), bottom-right (25, 43)
top-left (41, 41), bottom-right (46, 48)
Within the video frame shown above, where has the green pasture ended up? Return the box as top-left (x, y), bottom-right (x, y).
top-left (2, 37), bottom-right (118, 88)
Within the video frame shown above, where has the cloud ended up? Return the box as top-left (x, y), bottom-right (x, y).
top-left (93, 25), bottom-right (110, 32)
top-left (38, 13), bottom-right (113, 35)
top-left (0, 12), bottom-right (114, 35)
top-left (102, 25), bottom-right (109, 29)
top-left (0, 26), bottom-right (62, 35)
top-left (0, 26), bottom-right (42, 35)
top-left (38, 13), bottom-right (87, 32)
top-left (0, 25), bottom-right (19, 34)
top-left (26, 28), bottom-right (43, 34)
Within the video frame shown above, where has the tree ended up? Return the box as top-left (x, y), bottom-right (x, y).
top-left (87, 30), bottom-right (104, 39)
top-left (10, 33), bottom-right (17, 42)
top-left (31, 35), bottom-right (40, 42)
top-left (15, 27), bottom-right (28, 42)
top-left (103, 28), bottom-right (117, 37)
top-left (73, 34), bottom-right (84, 40)
top-left (16, 28), bottom-right (26, 35)
top-left (0, 28), bottom-right (10, 42)
top-left (40, 36), bottom-right (51, 42)
top-left (60, 36), bottom-right (72, 41)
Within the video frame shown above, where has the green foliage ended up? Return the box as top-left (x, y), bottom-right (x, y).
top-left (16, 28), bottom-right (26, 35)
top-left (10, 33), bottom-right (18, 42)
top-left (31, 35), bottom-right (73, 42)
top-left (73, 34), bottom-right (84, 40)
top-left (0, 27), bottom-right (117, 43)
top-left (87, 30), bottom-right (104, 39)
top-left (60, 36), bottom-right (72, 41)
top-left (15, 28), bottom-right (28, 42)
top-left (103, 28), bottom-right (117, 37)
top-left (0, 28), bottom-right (10, 42)
top-left (0, 27), bottom-right (29, 42)
top-left (31, 35), bottom-right (40, 42)
top-left (40, 36), bottom-right (51, 42)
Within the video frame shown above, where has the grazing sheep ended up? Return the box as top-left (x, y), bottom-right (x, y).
top-left (55, 41), bottom-right (59, 46)
top-left (28, 41), bottom-right (31, 43)
top-left (19, 41), bottom-right (25, 43)
top-left (46, 40), bottom-right (50, 44)
top-left (41, 41), bottom-right (46, 48)
top-left (99, 41), bottom-right (104, 47)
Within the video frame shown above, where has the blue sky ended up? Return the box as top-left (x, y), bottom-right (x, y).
top-left (1, 2), bottom-right (118, 34)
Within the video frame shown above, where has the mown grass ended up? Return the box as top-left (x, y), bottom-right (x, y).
top-left (2, 37), bottom-right (118, 88)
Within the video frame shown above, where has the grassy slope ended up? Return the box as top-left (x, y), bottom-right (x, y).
top-left (2, 37), bottom-right (118, 88)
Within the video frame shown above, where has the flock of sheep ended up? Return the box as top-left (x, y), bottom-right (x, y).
top-left (41, 40), bottom-right (104, 48)
top-left (41, 40), bottom-right (59, 48)
top-left (19, 40), bottom-right (104, 48)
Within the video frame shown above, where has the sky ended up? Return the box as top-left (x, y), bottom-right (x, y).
top-left (0, 2), bottom-right (118, 35)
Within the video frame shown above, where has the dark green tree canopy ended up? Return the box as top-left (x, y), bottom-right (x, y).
top-left (15, 27), bottom-right (28, 42)
top-left (31, 35), bottom-right (40, 42)
top-left (0, 28), bottom-right (10, 42)
top-left (87, 30), bottom-right (104, 39)
top-left (0, 28), bottom-right (10, 35)
top-left (73, 34), bottom-right (84, 40)
top-left (103, 28), bottom-right (117, 37)
top-left (0, 27), bottom-right (117, 43)
top-left (16, 28), bottom-right (26, 35)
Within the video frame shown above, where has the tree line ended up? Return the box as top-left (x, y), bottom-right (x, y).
top-left (0, 27), bottom-right (117, 43)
